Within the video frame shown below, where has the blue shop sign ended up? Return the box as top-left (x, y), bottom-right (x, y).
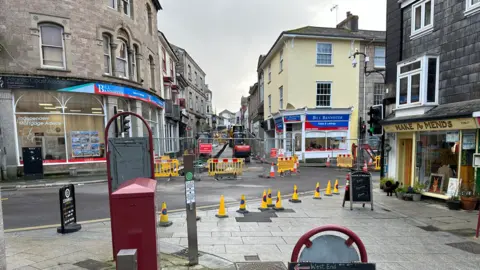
top-left (306, 114), bottom-right (350, 121)
top-left (284, 115), bottom-right (301, 122)
top-left (274, 117), bottom-right (284, 132)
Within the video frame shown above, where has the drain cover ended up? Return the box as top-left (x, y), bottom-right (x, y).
top-left (417, 225), bottom-right (439, 231)
top-left (244, 255), bottom-right (260, 261)
top-left (446, 241), bottom-right (480, 254)
top-left (172, 248), bottom-right (202, 258)
top-left (73, 259), bottom-right (110, 269)
top-left (235, 262), bottom-right (287, 270)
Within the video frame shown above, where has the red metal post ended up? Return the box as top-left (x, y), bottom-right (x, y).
top-left (476, 209), bottom-right (480, 239)
top-left (104, 111), bottom-right (155, 260)
top-left (290, 224), bottom-right (368, 263)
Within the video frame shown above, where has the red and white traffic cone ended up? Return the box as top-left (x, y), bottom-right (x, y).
top-left (326, 155), bottom-right (331, 167)
top-left (368, 158), bottom-right (373, 166)
top-left (292, 161), bottom-right (297, 173)
top-left (269, 163), bottom-right (275, 178)
top-left (363, 161), bottom-right (368, 172)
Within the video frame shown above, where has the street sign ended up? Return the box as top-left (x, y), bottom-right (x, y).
top-left (57, 184), bottom-right (81, 234)
top-left (183, 154), bottom-right (198, 266)
top-left (185, 180), bottom-right (195, 204)
top-left (199, 143), bottom-right (213, 154)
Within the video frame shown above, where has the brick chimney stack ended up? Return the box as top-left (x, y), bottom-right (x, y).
top-left (336, 11), bottom-right (359, 32)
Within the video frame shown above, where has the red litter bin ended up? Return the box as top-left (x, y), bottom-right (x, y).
top-left (111, 178), bottom-right (158, 270)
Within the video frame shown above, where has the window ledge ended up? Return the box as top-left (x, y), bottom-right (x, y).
top-left (410, 27), bottom-right (433, 40)
top-left (102, 74), bottom-right (142, 86)
top-left (37, 67), bottom-right (70, 73)
top-left (316, 64), bottom-right (334, 67)
top-left (394, 103), bottom-right (437, 111)
top-left (465, 6), bottom-right (480, 17)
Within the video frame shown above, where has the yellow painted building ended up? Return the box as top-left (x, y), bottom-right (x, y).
top-left (258, 24), bottom-right (384, 160)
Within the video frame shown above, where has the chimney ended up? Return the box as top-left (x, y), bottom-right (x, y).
top-left (336, 11), bottom-right (359, 32)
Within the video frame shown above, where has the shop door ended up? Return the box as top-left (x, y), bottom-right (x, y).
top-left (403, 139), bottom-right (413, 186)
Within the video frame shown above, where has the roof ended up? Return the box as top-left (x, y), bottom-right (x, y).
top-left (258, 26), bottom-right (385, 70)
top-left (151, 0), bottom-right (162, 11)
top-left (158, 31), bottom-right (179, 62)
top-left (381, 99), bottom-right (480, 125)
top-left (170, 44), bottom-right (206, 76)
top-left (219, 109), bottom-right (234, 116)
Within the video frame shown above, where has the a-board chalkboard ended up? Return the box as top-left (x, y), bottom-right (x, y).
top-left (343, 171), bottom-right (373, 210)
top-left (57, 184), bottom-right (82, 234)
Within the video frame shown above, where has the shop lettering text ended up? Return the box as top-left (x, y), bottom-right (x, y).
top-left (394, 120), bottom-right (454, 131)
top-left (17, 116), bottom-right (62, 127)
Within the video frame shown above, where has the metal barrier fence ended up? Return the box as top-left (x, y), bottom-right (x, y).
top-left (154, 158), bottom-right (180, 178)
top-left (207, 158), bottom-right (244, 180)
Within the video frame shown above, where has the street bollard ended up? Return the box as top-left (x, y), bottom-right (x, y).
top-left (116, 249), bottom-right (137, 270)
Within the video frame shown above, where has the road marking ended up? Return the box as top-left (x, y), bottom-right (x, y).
top-left (4, 186), bottom-right (342, 233)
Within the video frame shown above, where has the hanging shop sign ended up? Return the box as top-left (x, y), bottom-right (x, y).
top-left (305, 114), bottom-right (350, 131)
top-left (0, 75), bottom-right (164, 108)
top-left (274, 117), bottom-right (284, 133)
top-left (283, 115), bottom-right (301, 123)
top-left (384, 118), bottom-right (477, 133)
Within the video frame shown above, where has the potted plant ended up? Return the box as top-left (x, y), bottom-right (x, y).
top-left (396, 186), bottom-right (407, 200)
top-left (446, 196), bottom-right (461, 210)
top-left (460, 190), bottom-right (478, 211)
top-left (380, 177), bottom-right (395, 190)
top-left (411, 183), bottom-right (425, 201)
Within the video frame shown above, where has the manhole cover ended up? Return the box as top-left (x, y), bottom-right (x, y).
top-left (244, 255), bottom-right (260, 261)
top-left (445, 229), bottom-right (476, 237)
top-left (446, 241), bottom-right (480, 254)
top-left (73, 259), bottom-right (110, 269)
top-left (235, 262), bottom-right (287, 270)
top-left (417, 225), bottom-right (439, 231)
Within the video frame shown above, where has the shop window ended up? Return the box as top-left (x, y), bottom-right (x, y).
top-left (39, 23), bottom-right (65, 69)
top-left (305, 131), bottom-right (347, 151)
top-left (416, 131), bottom-right (460, 195)
top-left (116, 38), bottom-right (129, 78)
top-left (15, 91), bottom-right (105, 164)
top-left (396, 55), bottom-right (438, 108)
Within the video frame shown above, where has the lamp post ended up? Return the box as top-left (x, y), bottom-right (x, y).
top-left (350, 50), bottom-right (386, 178)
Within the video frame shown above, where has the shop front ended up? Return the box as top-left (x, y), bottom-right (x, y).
top-left (384, 117), bottom-right (479, 199)
top-left (271, 108), bottom-right (354, 161)
top-left (0, 75), bottom-right (164, 177)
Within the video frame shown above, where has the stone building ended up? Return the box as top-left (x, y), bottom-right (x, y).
top-left (0, 0), bottom-right (164, 178)
top-left (382, 0), bottom-right (480, 199)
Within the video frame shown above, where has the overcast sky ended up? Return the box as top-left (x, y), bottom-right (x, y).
top-left (157, 0), bottom-right (386, 113)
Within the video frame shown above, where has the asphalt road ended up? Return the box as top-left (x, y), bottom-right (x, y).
top-left (2, 147), bottom-right (368, 230)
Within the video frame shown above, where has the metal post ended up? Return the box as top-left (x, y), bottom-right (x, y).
top-left (117, 249), bottom-right (138, 270)
top-left (380, 98), bottom-right (386, 179)
top-left (184, 154), bottom-right (198, 265)
top-left (113, 106), bottom-right (119, 138)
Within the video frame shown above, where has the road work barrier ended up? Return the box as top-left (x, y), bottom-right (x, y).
top-left (277, 156), bottom-right (295, 174)
top-left (207, 158), bottom-right (244, 179)
top-left (336, 154), bottom-right (353, 168)
top-left (374, 156), bottom-right (381, 171)
top-left (154, 159), bottom-right (180, 178)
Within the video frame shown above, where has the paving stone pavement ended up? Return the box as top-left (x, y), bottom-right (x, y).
top-left (4, 186), bottom-right (480, 270)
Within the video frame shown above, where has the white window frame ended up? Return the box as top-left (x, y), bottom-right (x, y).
top-left (103, 35), bottom-right (112, 75)
top-left (39, 23), bottom-right (66, 69)
top-left (122, 0), bottom-right (131, 17)
top-left (411, 0), bottom-right (434, 39)
top-left (116, 39), bottom-right (129, 79)
top-left (279, 86), bottom-right (283, 110)
top-left (268, 64), bottom-right (271, 82)
top-left (108, 0), bottom-right (117, 9)
top-left (132, 47), bottom-right (137, 81)
top-left (268, 94), bottom-right (272, 114)
top-left (316, 42), bottom-right (333, 66)
top-left (374, 46), bottom-right (385, 68)
top-left (279, 50), bottom-right (283, 72)
top-left (373, 83), bottom-right (384, 105)
top-left (465, 0), bottom-right (480, 16)
top-left (316, 81), bottom-right (332, 107)
top-left (396, 55), bottom-right (439, 108)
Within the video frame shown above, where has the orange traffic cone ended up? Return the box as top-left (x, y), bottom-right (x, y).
top-left (313, 182), bottom-right (322, 199)
top-left (325, 180), bottom-right (333, 196)
top-left (326, 155), bottom-right (330, 167)
top-left (333, 179), bottom-right (340, 195)
top-left (292, 162), bottom-right (297, 173)
top-left (368, 158), bottom-right (373, 166)
top-left (269, 163), bottom-right (275, 178)
top-left (363, 161), bottom-right (368, 172)
top-left (289, 185), bottom-right (302, 203)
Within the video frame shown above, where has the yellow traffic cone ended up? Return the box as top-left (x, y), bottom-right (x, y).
top-left (333, 179), bottom-right (340, 195)
top-left (325, 180), bottom-right (333, 196)
top-left (267, 188), bottom-right (275, 207)
top-left (159, 202), bottom-right (173, 227)
top-left (313, 182), bottom-right (322, 200)
top-left (215, 195), bottom-right (229, 218)
top-left (289, 185), bottom-right (302, 203)
top-left (258, 190), bottom-right (270, 211)
top-left (273, 191), bottom-right (284, 211)
top-left (236, 194), bottom-right (249, 214)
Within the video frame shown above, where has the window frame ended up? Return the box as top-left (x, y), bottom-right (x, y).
top-left (279, 49), bottom-right (283, 72)
top-left (115, 38), bottom-right (129, 79)
top-left (39, 23), bottom-right (66, 69)
top-left (122, 0), bottom-right (132, 17)
top-left (108, 0), bottom-right (117, 9)
top-left (268, 64), bottom-right (271, 82)
top-left (411, 0), bottom-right (434, 38)
top-left (268, 94), bottom-right (272, 114)
top-left (170, 58), bottom-right (174, 77)
top-left (102, 35), bottom-right (112, 75)
top-left (149, 55), bottom-right (155, 90)
top-left (465, 0), bottom-right (480, 16)
top-left (396, 55), bottom-right (439, 108)
top-left (162, 48), bottom-right (167, 72)
top-left (374, 46), bottom-right (386, 68)
top-left (373, 83), bottom-right (385, 105)
top-left (132, 45), bottom-right (137, 81)
top-left (316, 42), bottom-right (333, 66)
top-left (316, 81), bottom-right (332, 108)
top-left (279, 86), bottom-right (283, 110)
top-left (188, 65), bottom-right (192, 80)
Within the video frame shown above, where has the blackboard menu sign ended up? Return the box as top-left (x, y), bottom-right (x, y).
top-left (288, 263), bottom-right (376, 270)
top-left (57, 184), bottom-right (82, 234)
top-left (344, 171), bottom-right (374, 210)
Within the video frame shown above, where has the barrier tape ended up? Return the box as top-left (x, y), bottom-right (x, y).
top-left (207, 158), bottom-right (244, 176)
top-left (155, 159), bottom-right (180, 177)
